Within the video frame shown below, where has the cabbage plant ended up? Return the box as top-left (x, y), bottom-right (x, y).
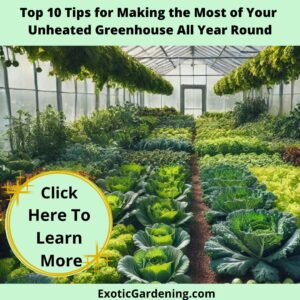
top-left (118, 246), bottom-right (191, 283)
top-left (119, 163), bottom-right (147, 177)
top-left (135, 195), bottom-right (193, 227)
top-left (146, 178), bottom-right (191, 200)
top-left (204, 209), bottom-right (300, 283)
top-left (201, 164), bottom-right (259, 193)
top-left (106, 191), bottom-right (139, 223)
top-left (204, 187), bottom-right (275, 223)
top-left (97, 175), bottom-right (139, 193)
top-left (133, 223), bottom-right (190, 250)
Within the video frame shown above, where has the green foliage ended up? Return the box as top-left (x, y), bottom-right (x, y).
top-left (133, 223), bottom-right (190, 250)
top-left (7, 266), bottom-right (31, 281)
top-left (149, 128), bottom-right (192, 142)
top-left (107, 191), bottom-right (138, 223)
top-left (8, 106), bottom-right (67, 161)
top-left (16, 46), bottom-right (173, 95)
top-left (136, 138), bottom-right (193, 153)
top-left (135, 195), bottom-right (193, 227)
top-left (100, 175), bottom-right (139, 193)
top-left (145, 165), bottom-right (191, 200)
top-left (251, 166), bottom-right (300, 226)
top-left (32, 106), bottom-right (67, 160)
top-left (119, 164), bottom-right (146, 177)
top-left (138, 106), bottom-right (179, 116)
top-left (157, 115), bottom-right (195, 128)
top-left (93, 266), bottom-right (121, 283)
top-left (233, 98), bottom-right (268, 126)
top-left (72, 272), bottom-right (95, 284)
top-left (274, 104), bottom-right (300, 139)
top-left (201, 164), bottom-right (259, 193)
top-left (107, 233), bottom-right (135, 256)
top-left (204, 186), bottom-right (275, 223)
top-left (195, 136), bottom-right (273, 156)
top-left (69, 104), bottom-right (149, 147)
top-left (58, 144), bottom-right (123, 177)
top-left (118, 246), bottom-right (191, 283)
top-left (95, 249), bottom-right (123, 268)
top-left (205, 210), bottom-right (300, 283)
top-left (283, 146), bottom-right (300, 166)
top-left (0, 258), bottom-right (18, 283)
top-left (123, 150), bottom-right (191, 167)
top-left (214, 46), bottom-right (300, 95)
top-left (200, 153), bottom-right (286, 168)
top-left (111, 224), bottom-right (136, 238)
top-left (7, 110), bottom-right (32, 158)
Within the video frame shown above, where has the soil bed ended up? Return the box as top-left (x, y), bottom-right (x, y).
top-left (187, 154), bottom-right (217, 283)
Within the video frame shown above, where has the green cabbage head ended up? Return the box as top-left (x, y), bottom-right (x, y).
top-left (135, 195), bottom-right (193, 227)
top-left (133, 223), bottom-right (190, 250)
top-left (118, 246), bottom-right (191, 283)
top-left (205, 209), bottom-right (300, 283)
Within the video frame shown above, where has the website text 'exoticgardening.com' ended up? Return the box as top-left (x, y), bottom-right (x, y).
top-left (98, 288), bottom-right (215, 300)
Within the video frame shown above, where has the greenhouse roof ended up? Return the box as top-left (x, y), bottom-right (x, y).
top-left (121, 46), bottom-right (264, 75)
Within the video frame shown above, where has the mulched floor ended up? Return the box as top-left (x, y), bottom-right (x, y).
top-left (187, 154), bottom-right (218, 283)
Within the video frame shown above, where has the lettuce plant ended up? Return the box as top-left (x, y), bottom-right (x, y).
top-left (119, 163), bottom-right (146, 176)
top-left (205, 209), bottom-right (300, 283)
top-left (118, 246), bottom-right (191, 283)
top-left (251, 166), bottom-right (300, 226)
top-left (133, 223), bottom-right (190, 250)
top-left (135, 195), bottom-right (193, 227)
top-left (195, 136), bottom-right (271, 156)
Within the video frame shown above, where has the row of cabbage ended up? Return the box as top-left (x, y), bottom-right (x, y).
top-left (99, 163), bottom-right (193, 283)
top-left (0, 110), bottom-right (195, 283)
top-left (93, 114), bottom-right (195, 283)
top-left (196, 114), bottom-right (300, 284)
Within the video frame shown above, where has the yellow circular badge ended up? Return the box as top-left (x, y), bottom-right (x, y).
top-left (5, 171), bottom-right (112, 277)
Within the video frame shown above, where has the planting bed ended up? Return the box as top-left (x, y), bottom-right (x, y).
top-left (1, 106), bottom-right (300, 284)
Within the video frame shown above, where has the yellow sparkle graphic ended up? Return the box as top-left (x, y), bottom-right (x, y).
top-left (2, 172), bottom-right (32, 205)
top-left (83, 242), bottom-right (111, 266)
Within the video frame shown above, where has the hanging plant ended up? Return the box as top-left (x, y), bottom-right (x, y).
top-left (9, 46), bottom-right (173, 95)
top-left (214, 46), bottom-right (300, 96)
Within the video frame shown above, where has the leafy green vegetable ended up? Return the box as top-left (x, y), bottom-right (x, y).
top-left (106, 191), bottom-right (139, 223)
top-left (123, 150), bottom-right (191, 167)
top-left (205, 209), bottom-right (300, 283)
top-left (111, 224), bottom-right (136, 238)
top-left (136, 139), bottom-right (193, 153)
top-left (99, 175), bottom-right (139, 193)
top-left (135, 195), bottom-right (193, 227)
top-left (204, 187), bottom-right (275, 223)
top-left (196, 136), bottom-right (272, 156)
top-left (200, 153), bottom-right (286, 168)
top-left (251, 166), bottom-right (300, 226)
top-left (149, 128), bottom-right (192, 142)
top-left (118, 246), bottom-right (191, 283)
top-left (133, 223), bottom-right (190, 249)
top-left (93, 266), bottom-right (121, 283)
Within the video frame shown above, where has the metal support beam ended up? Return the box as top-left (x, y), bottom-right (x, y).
top-left (33, 62), bottom-right (40, 115)
top-left (134, 56), bottom-right (254, 60)
top-left (56, 77), bottom-right (63, 112)
top-left (74, 80), bottom-right (78, 119)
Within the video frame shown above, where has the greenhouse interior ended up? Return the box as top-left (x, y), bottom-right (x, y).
top-left (0, 46), bottom-right (300, 284)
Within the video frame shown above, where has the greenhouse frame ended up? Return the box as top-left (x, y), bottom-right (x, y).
top-left (1, 45), bottom-right (300, 284)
